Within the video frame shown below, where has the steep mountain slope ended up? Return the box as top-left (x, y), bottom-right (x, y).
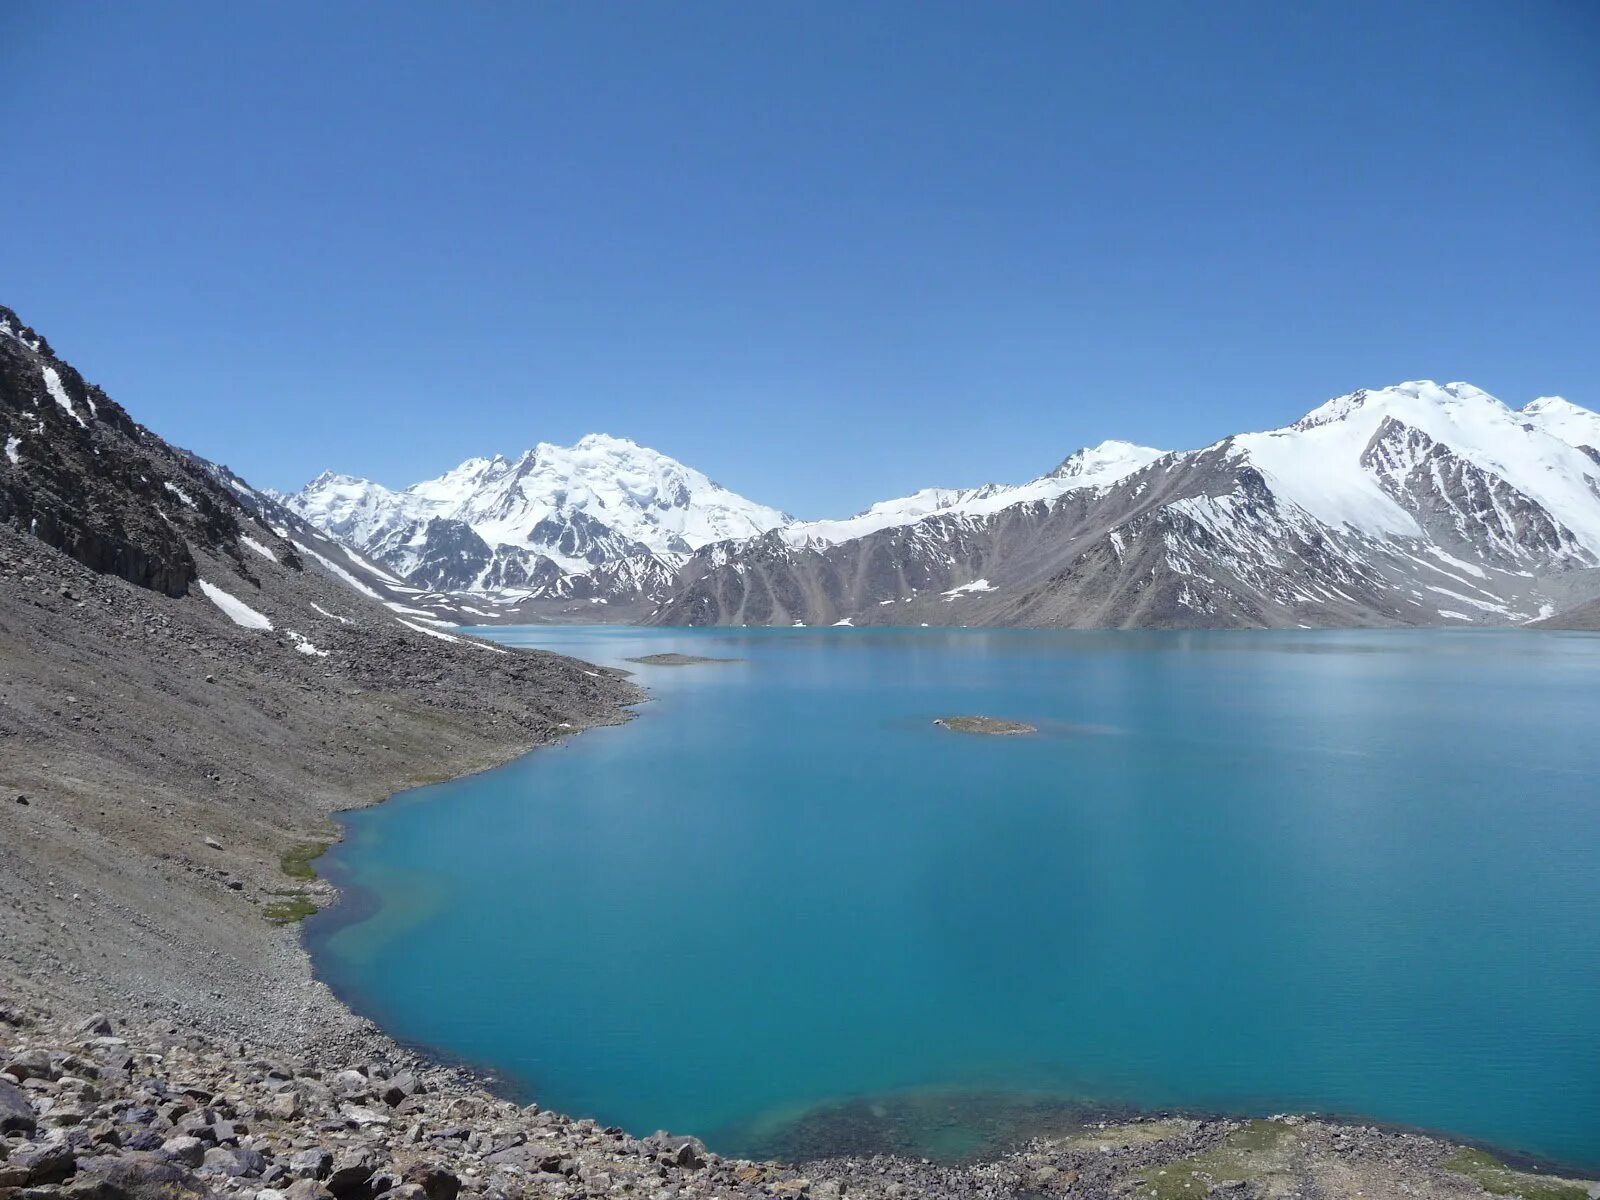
top-left (651, 382), bottom-right (1600, 629)
top-left (0, 302), bottom-right (638, 1031)
top-left (278, 436), bottom-right (789, 599)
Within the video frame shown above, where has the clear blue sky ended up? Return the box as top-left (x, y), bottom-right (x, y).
top-left (4, 2), bottom-right (1597, 518)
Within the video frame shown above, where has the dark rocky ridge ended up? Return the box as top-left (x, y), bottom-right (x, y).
top-left (0, 305), bottom-right (248, 597)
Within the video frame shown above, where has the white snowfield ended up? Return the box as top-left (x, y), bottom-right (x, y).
top-left (5, 436), bottom-right (19, 465)
top-left (196, 579), bottom-right (273, 630)
top-left (1231, 382), bottom-right (1600, 555)
top-left (284, 433), bottom-right (790, 581)
top-left (1522, 395), bottom-right (1600, 455)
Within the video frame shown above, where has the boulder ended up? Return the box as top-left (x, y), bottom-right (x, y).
top-left (161, 1136), bottom-right (206, 1168)
top-left (0, 1076), bottom-right (37, 1135)
top-left (401, 1162), bottom-right (460, 1200)
top-left (201, 1146), bottom-right (263, 1177)
top-left (289, 1148), bottom-right (332, 1181)
top-left (325, 1149), bottom-right (377, 1198)
top-left (62, 1156), bottom-right (217, 1200)
top-left (73, 1015), bottom-right (115, 1039)
top-left (7, 1138), bottom-right (78, 1184)
top-left (4, 1047), bottom-right (57, 1082)
top-left (378, 1073), bottom-right (419, 1108)
top-left (264, 1090), bottom-right (302, 1120)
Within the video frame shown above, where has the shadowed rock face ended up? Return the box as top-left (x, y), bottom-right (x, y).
top-left (0, 305), bottom-right (252, 596)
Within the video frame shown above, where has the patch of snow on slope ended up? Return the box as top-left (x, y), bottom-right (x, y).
top-left (286, 630), bottom-right (329, 656)
top-left (310, 601), bottom-right (352, 625)
top-left (240, 535), bottom-right (278, 562)
top-left (5, 436), bottom-right (19, 465)
top-left (164, 481), bottom-right (197, 508)
top-left (384, 600), bottom-right (439, 618)
top-left (342, 543), bottom-right (401, 582)
top-left (42, 367), bottom-right (86, 428)
top-left (396, 618), bottom-right (461, 643)
top-left (197, 580), bottom-right (273, 630)
top-left (942, 578), bottom-right (997, 598)
top-left (294, 542), bottom-right (384, 600)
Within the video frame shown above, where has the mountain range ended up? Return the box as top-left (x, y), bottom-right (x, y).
top-left (5, 300), bottom-right (1599, 631)
top-left (277, 384), bottom-right (1600, 630)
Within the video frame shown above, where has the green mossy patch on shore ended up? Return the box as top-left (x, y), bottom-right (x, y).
top-left (1441, 1148), bottom-right (1592, 1200)
top-left (1132, 1120), bottom-right (1296, 1200)
top-left (264, 895), bottom-right (318, 925)
top-left (280, 841), bottom-right (330, 881)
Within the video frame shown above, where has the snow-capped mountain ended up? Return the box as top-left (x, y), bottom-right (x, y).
top-left (779, 440), bottom-right (1165, 548)
top-left (277, 434), bottom-right (791, 598)
top-left (651, 383), bottom-right (1600, 629)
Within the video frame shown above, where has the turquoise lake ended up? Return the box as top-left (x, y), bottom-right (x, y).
top-left (306, 627), bottom-right (1600, 1169)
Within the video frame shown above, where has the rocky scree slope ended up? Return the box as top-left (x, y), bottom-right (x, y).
top-left (650, 383), bottom-right (1600, 629)
top-left (0, 302), bottom-right (640, 1042)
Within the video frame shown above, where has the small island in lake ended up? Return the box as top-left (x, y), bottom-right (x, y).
top-left (625, 652), bottom-right (743, 666)
top-left (935, 715), bottom-right (1038, 736)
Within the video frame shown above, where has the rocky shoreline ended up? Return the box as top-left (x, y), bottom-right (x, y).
top-left (3, 1003), bottom-right (1596, 1200)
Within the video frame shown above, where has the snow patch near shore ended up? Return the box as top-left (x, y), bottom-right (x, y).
top-left (942, 578), bottom-right (996, 599)
top-left (396, 618), bottom-right (462, 643)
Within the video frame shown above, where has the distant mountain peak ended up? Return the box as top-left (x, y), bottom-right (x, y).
top-left (1049, 439), bottom-right (1165, 482)
top-left (283, 432), bottom-right (789, 594)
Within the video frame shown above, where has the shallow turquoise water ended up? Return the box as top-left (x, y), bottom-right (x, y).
top-left (307, 627), bottom-right (1600, 1168)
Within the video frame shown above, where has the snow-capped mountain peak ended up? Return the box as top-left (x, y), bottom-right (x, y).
top-left (1234, 381), bottom-right (1600, 555)
top-left (1048, 439), bottom-right (1167, 483)
top-left (779, 439), bottom-right (1166, 548)
top-left (281, 435), bottom-right (790, 595)
top-left (1522, 396), bottom-right (1600, 455)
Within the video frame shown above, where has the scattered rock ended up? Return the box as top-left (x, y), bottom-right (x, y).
top-left (0, 1077), bottom-right (38, 1134)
